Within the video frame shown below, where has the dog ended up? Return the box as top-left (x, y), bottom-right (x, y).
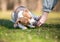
top-left (11, 6), bottom-right (39, 30)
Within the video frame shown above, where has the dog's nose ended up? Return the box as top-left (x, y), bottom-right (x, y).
top-left (33, 21), bottom-right (37, 26)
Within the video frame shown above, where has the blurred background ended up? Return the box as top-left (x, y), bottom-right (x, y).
top-left (0, 0), bottom-right (60, 12)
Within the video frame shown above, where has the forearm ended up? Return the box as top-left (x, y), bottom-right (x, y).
top-left (43, 0), bottom-right (58, 12)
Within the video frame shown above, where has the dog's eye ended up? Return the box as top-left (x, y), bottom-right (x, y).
top-left (18, 21), bottom-right (21, 23)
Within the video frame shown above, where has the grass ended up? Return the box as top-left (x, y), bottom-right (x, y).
top-left (0, 11), bottom-right (60, 42)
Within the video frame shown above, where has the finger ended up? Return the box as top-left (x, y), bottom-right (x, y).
top-left (37, 22), bottom-right (42, 26)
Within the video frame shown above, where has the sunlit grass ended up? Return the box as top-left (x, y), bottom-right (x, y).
top-left (0, 11), bottom-right (60, 42)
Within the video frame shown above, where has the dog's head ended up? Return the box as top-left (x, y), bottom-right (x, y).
top-left (18, 9), bottom-right (36, 25)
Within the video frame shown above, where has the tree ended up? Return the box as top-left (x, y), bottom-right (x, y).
top-left (20, 0), bottom-right (27, 6)
top-left (13, 0), bottom-right (20, 10)
top-left (1, 0), bottom-right (7, 11)
top-left (13, 0), bottom-right (27, 10)
top-left (36, 0), bottom-right (42, 12)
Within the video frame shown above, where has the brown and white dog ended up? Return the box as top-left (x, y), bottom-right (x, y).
top-left (11, 6), bottom-right (38, 30)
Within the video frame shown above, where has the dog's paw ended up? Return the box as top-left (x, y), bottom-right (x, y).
top-left (14, 24), bottom-right (18, 28)
top-left (28, 25), bottom-right (35, 28)
top-left (22, 27), bottom-right (27, 30)
top-left (18, 23), bottom-right (27, 30)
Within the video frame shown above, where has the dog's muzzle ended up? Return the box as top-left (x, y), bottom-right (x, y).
top-left (29, 18), bottom-right (36, 25)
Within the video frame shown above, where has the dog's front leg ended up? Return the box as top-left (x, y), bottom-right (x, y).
top-left (18, 23), bottom-right (27, 30)
top-left (14, 23), bottom-right (18, 28)
top-left (14, 19), bottom-right (20, 28)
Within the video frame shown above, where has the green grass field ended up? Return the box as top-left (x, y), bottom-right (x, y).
top-left (0, 11), bottom-right (60, 42)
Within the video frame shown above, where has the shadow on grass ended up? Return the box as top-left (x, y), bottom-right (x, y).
top-left (0, 19), bottom-right (14, 29)
top-left (0, 19), bottom-right (60, 29)
top-left (42, 23), bottom-right (60, 28)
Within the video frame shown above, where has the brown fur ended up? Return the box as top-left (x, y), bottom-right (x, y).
top-left (15, 9), bottom-right (32, 26)
top-left (13, 6), bottom-right (33, 27)
top-left (18, 17), bottom-right (30, 25)
top-left (18, 9), bottom-right (32, 25)
top-left (23, 9), bottom-right (32, 19)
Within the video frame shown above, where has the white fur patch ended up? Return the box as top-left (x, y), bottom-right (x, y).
top-left (18, 11), bottom-right (23, 18)
top-left (29, 18), bottom-right (36, 25)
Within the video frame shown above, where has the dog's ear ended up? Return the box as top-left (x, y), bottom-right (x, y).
top-left (23, 10), bottom-right (32, 19)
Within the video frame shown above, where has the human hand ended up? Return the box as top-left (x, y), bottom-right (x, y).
top-left (37, 12), bottom-right (48, 26)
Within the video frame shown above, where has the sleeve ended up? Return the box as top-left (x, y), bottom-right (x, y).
top-left (43, 0), bottom-right (58, 12)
